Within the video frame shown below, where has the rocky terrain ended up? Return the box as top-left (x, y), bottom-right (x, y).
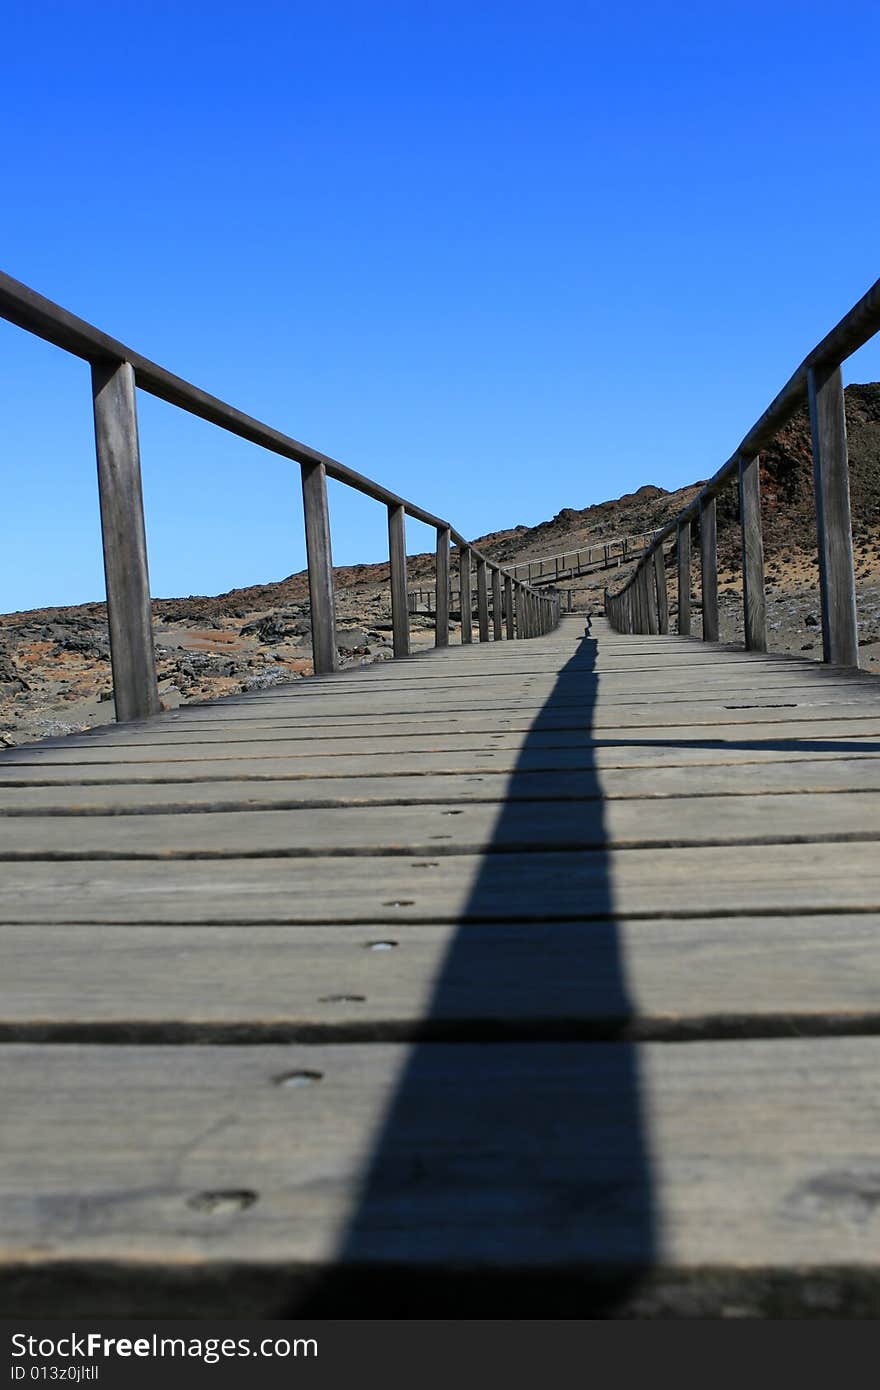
top-left (2, 383), bottom-right (879, 746)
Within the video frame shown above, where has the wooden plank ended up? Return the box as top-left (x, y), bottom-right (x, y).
top-left (677, 522), bottom-right (691, 637)
top-left (3, 839), bottom-right (879, 923)
top-left (653, 549), bottom-right (669, 634)
top-left (4, 755), bottom-right (880, 813)
top-left (387, 503), bottom-right (410, 658)
top-left (434, 526), bottom-right (450, 648)
top-left (3, 739), bottom-right (878, 785)
top-left (90, 359), bottom-right (160, 723)
top-left (491, 568), bottom-right (503, 641)
top-left (300, 459), bottom-right (338, 674)
top-left (700, 496), bottom-right (719, 642)
top-left (504, 575), bottom-right (515, 640)
top-left (2, 791), bottom-right (879, 860)
top-left (738, 454), bottom-right (767, 653)
top-left (4, 1038), bottom-right (880, 1315)
top-left (3, 916), bottom-right (880, 1038)
top-left (6, 708), bottom-right (880, 766)
top-left (808, 361), bottom-right (859, 667)
top-left (460, 547), bottom-right (473, 642)
top-left (476, 559), bottom-right (490, 642)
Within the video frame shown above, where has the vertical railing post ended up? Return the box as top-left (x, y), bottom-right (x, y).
top-left (677, 521), bottom-right (692, 637)
top-left (91, 358), bottom-right (160, 723)
top-left (644, 563), bottom-right (659, 635)
top-left (435, 525), bottom-right (450, 648)
top-left (505, 575), bottom-right (515, 638)
top-left (301, 459), bottom-right (339, 674)
top-left (476, 558), bottom-right (490, 641)
top-left (738, 454), bottom-right (767, 652)
top-left (459, 545), bottom-right (473, 644)
top-left (387, 503), bottom-right (410, 657)
top-left (700, 496), bottom-right (719, 642)
top-left (808, 362), bottom-right (859, 667)
top-left (491, 567), bottom-right (503, 640)
top-left (653, 548), bottom-right (669, 634)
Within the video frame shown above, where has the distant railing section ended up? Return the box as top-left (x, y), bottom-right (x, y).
top-left (506, 531), bottom-right (660, 584)
top-left (407, 529), bottom-right (660, 611)
top-left (605, 276), bottom-right (880, 668)
top-left (0, 272), bottom-right (561, 723)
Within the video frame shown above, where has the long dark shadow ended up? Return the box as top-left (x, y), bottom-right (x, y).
top-left (296, 619), bottom-right (656, 1316)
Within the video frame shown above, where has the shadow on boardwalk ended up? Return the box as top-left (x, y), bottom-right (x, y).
top-left (298, 621), bottom-right (656, 1315)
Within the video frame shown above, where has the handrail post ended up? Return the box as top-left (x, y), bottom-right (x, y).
top-left (700, 496), bottom-right (719, 642)
top-left (459, 545), bottom-right (473, 644)
top-left (387, 503), bottom-right (410, 657)
top-left (435, 525), bottom-right (450, 648)
top-left (644, 563), bottom-right (659, 634)
top-left (505, 575), bottom-right (515, 638)
top-left (677, 521), bottom-right (692, 636)
top-left (491, 567), bottom-right (503, 640)
top-left (301, 459), bottom-right (338, 674)
top-left (476, 557), bottom-right (490, 641)
top-left (808, 362), bottom-right (859, 667)
top-left (738, 454), bottom-right (767, 652)
top-left (91, 358), bottom-right (160, 723)
top-left (653, 548), bottom-right (669, 634)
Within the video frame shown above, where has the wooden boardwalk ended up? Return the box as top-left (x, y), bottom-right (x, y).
top-left (3, 614), bottom-right (880, 1316)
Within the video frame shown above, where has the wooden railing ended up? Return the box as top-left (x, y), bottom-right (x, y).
top-left (0, 272), bottom-right (561, 723)
top-left (407, 528), bottom-right (660, 611)
top-left (605, 276), bottom-right (880, 667)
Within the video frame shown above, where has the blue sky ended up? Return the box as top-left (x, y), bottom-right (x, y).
top-left (2, 0), bottom-right (879, 610)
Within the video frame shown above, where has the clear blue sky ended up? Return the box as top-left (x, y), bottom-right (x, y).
top-left (2, 0), bottom-right (879, 611)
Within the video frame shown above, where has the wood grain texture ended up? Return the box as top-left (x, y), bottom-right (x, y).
top-left (90, 359), bottom-right (160, 723)
top-left (4, 614), bottom-right (880, 1317)
top-left (3, 838), bottom-right (879, 924)
top-left (476, 559), bottom-right (490, 643)
top-left (434, 526), bottom-right (450, 648)
top-left (301, 460), bottom-right (338, 674)
top-left (459, 545), bottom-right (473, 644)
top-left (677, 522), bottom-right (691, 637)
top-left (4, 916), bottom-right (880, 1037)
top-left (387, 504), bottom-right (410, 658)
top-left (808, 362), bottom-right (859, 667)
top-left (5, 1038), bottom-right (880, 1316)
top-left (738, 454), bottom-right (767, 653)
top-left (700, 496), bottom-right (719, 643)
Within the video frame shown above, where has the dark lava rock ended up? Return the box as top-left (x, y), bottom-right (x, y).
top-left (239, 615), bottom-right (308, 644)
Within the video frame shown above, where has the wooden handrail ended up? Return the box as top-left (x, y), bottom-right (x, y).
top-left (0, 271), bottom-right (561, 720)
top-left (605, 275), bottom-right (880, 668)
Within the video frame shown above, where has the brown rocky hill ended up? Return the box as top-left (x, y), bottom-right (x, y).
top-left (2, 382), bottom-right (879, 744)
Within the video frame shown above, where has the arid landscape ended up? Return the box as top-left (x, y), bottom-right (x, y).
top-left (2, 382), bottom-right (879, 747)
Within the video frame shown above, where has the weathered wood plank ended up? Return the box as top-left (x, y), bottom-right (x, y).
top-left (476, 558), bottom-right (490, 642)
top-left (435, 526), bottom-right (450, 648)
top-left (4, 1038), bottom-right (880, 1315)
top-left (700, 496), bottom-right (719, 642)
top-left (808, 361), bottom-right (859, 667)
top-left (458, 545), bottom-right (473, 644)
top-left (2, 791), bottom-right (879, 860)
top-left (4, 755), bottom-right (880, 812)
top-left (387, 503), bottom-right (410, 658)
top-left (653, 549), bottom-right (669, 635)
top-left (3, 916), bottom-right (880, 1038)
top-left (91, 359), bottom-right (160, 723)
top-left (300, 459), bottom-right (338, 674)
top-left (3, 839), bottom-right (879, 923)
top-left (676, 522), bottom-right (691, 637)
top-left (738, 454), bottom-right (767, 653)
top-left (5, 711), bottom-right (880, 767)
top-left (3, 740), bottom-right (878, 785)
